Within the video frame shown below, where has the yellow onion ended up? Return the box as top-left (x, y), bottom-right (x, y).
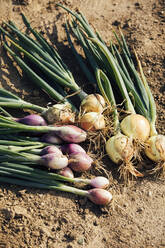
top-left (80, 112), bottom-right (105, 131)
top-left (80, 94), bottom-right (106, 113)
top-left (43, 103), bottom-right (75, 124)
top-left (121, 114), bottom-right (150, 142)
top-left (106, 133), bottom-right (134, 164)
top-left (145, 135), bottom-right (165, 162)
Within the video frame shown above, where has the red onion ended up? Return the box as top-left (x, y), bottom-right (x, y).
top-left (40, 146), bottom-right (62, 156)
top-left (53, 125), bottom-right (87, 143)
top-left (61, 143), bottom-right (86, 155)
top-left (90, 177), bottom-right (109, 189)
top-left (69, 152), bottom-right (93, 172)
top-left (40, 132), bottom-right (63, 145)
top-left (39, 153), bottom-right (68, 169)
top-left (59, 167), bottom-right (74, 178)
top-left (87, 188), bottom-right (112, 205)
top-left (16, 114), bottom-right (47, 126)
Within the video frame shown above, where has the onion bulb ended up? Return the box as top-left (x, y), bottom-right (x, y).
top-left (69, 152), bottom-right (93, 172)
top-left (59, 167), bottom-right (74, 178)
top-left (145, 135), bottom-right (165, 162)
top-left (80, 94), bottom-right (106, 113)
top-left (16, 114), bottom-right (47, 126)
top-left (43, 103), bottom-right (75, 124)
top-left (40, 146), bottom-right (62, 156)
top-left (87, 188), bottom-right (112, 205)
top-left (80, 112), bottom-right (105, 131)
top-left (39, 153), bottom-right (68, 169)
top-left (121, 114), bottom-right (150, 142)
top-left (106, 133), bottom-right (134, 164)
top-left (106, 133), bottom-right (143, 178)
top-left (61, 143), bottom-right (86, 155)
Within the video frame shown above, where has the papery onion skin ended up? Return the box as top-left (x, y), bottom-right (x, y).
top-left (106, 133), bottom-right (134, 164)
top-left (121, 114), bottom-right (150, 142)
top-left (39, 153), bottom-right (68, 169)
top-left (69, 152), bottom-right (93, 172)
top-left (40, 146), bottom-right (62, 156)
top-left (80, 94), bottom-right (105, 113)
top-left (43, 103), bottom-right (75, 124)
top-left (90, 177), bottom-right (109, 189)
top-left (87, 188), bottom-right (112, 205)
top-left (61, 143), bottom-right (86, 155)
top-left (80, 112), bottom-right (105, 131)
top-left (145, 135), bottom-right (165, 162)
top-left (17, 114), bottom-right (47, 126)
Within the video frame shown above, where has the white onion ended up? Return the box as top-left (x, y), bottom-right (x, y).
top-left (80, 112), bottom-right (105, 131)
top-left (145, 135), bottom-right (165, 162)
top-left (43, 103), bottom-right (75, 124)
top-left (106, 133), bottom-right (134, 164)
top-left (121, 114), bottom-right (150, 142)
top-left (80, 94), bottom-right (105, 113)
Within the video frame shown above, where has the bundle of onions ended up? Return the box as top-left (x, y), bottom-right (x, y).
top-left (0, 116), bottom-right (87, 143)
top-left (59, 5), bottom-right (165, 176)
top-left (0, 15), bottom-right (105, 129)
top-left (0, 162), bottom-right (112, 205)
top-left (0, 144), bottom-right (69, 170)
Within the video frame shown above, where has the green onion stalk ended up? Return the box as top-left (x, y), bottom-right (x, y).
top-left (58, 5), bottom-right (151, 141)
top-left (0, 163), bottom-right (112, 205)
top-left (58, 5), bottom-right (164, 174)
top-left (0, 14), bottom-right (105, 125)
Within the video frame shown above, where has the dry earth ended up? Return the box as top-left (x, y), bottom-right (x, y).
top-left (0, 0), bottom-right (165, 248)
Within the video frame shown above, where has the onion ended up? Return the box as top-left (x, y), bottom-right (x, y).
top-left (16, 114), bottom-right (47, 126)
top-left (145, 135), bottom-right (165, 162)
top-left (53, 125), bottom-right (87, 143)
top-left (59, 167), bottom-right (74, 178)
top-left (39, 153), bottom-right (68, 169)
top-left (89, 176), bottom-right (109, 189)
top-left (43, 103), bottom-right (75, 124)
top-left (121, 114), bottom-right (150, 142)
top-left (80, 112), bottom-right (105, 131)
top-left (40, 133), bottom-right (63, 144)
top-left (80, 94), bottom-right (105, 113)
top-left (69, 152), bottom-right (93, 172)
top-left (87, 188), bottom-right (112, 205)
top-left (40, 146), bottom-right (62, 156)
top-left (106, 133), bottom-right (134, 164)
top-left (61, 143), bottom-right (86, 155)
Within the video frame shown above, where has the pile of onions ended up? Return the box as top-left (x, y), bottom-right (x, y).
top-left (79, 94), bottom-right (106, 131)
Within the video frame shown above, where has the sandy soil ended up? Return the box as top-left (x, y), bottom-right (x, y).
top-left (0, 0), bottom-right (165, 247)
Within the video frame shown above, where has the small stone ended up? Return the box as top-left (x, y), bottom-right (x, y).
top-left (147, 191), bottom-right (152, 197)
top-left (77, 238), bottom-right (85, 245)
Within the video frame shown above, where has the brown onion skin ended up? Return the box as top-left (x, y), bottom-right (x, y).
top-left (87, 188), bottom-right (112, 205)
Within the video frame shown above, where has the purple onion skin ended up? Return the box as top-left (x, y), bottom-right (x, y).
top-left (87, 188), bottom-right (112, 205)
top-left (61, 144), bottom-right (86, 155)
top-left (69, 152), bottom-right (93, 172)
top-left (59, 167), bottom-right (74, 178)
top-left (39, 153), bottom-right (68, 169)
top-left (40, 132), bottom-right (63, 145)
top-left (54, 125), bottom-right (87, 143)
top-left (90, 177), bottom-right (109, 189)
top-left (40, 146), bottom-right (62, 156)
top-left (17, 114), bottom-right (47, 126)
